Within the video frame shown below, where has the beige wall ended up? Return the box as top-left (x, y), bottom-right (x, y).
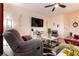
top-left (4, 4), bottom-right (47, 36)
top-left (4, 4), bottom-right (65, 37)
top-left (44, 14), bottom-right (64, 37)
top-left (4, 4), bottom-right (79, 38)
top-left (64, 11), bottom-right (79, 37)
top-left (45, 11), bottom-right (79, 37)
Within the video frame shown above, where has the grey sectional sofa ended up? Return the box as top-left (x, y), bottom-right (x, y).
top-left (3, 29), bottom-right (43, 56)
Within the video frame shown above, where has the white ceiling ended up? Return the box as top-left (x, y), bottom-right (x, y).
top-left (6, 3), bottom-right (79, 15)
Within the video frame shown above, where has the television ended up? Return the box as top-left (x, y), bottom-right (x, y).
top-left (31, 17), bottom-right (43, 27)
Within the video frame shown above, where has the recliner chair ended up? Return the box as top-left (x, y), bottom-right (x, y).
top-left (3, 29), bottom-right (43, 56)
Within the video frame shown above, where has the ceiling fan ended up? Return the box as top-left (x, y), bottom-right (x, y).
top-left (45, 3), bottom-right (66, 12)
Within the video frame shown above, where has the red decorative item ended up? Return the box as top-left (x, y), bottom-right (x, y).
top-left (64, 38), bottom-right (79, 46)
top-left (0, 3), bottom-right (3, 55)
top-left (74, 34), bottom-right (79, 39)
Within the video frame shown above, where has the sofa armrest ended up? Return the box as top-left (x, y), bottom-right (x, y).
top-left (15, 39), bottom-right (43, 54)
top-left (18, 39), bottom-right (43, 49)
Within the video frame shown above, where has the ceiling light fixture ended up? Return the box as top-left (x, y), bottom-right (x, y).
top-left (54, 4), bottom-right (59, 8)
top-left (45, 3), bottom-right (66, 12)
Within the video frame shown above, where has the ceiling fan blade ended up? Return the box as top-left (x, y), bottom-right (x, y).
top-left (52, 7), bottom-right (55, 12)
top-left (45, 4), bottom-right (55, 8)
top-left (59, 4), bottom-right (66, 8)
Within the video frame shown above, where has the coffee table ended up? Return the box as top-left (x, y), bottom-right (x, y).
top-left (57, 50), bottom-right (65, 56)
top-left (43, 43), bottom-right (66, 56)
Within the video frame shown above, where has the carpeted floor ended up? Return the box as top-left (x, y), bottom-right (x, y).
top-left (2, 45), bottom-right (13, 56)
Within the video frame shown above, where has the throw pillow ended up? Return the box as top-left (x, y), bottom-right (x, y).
top-left (22, 35), bottom-right (32, 41)
top-left (74, 34), bottom-right (79, 39)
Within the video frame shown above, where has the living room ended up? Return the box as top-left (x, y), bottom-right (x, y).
top-left (2, 3), bottom-right (79, 56)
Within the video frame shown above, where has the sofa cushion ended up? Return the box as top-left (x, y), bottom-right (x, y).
top-left (74, 34), bottom-right (79, 39)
